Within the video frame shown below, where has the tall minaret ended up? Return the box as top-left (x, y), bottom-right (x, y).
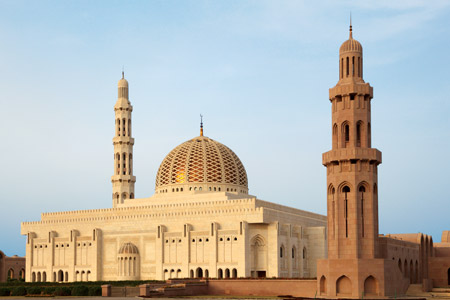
top-left (111, 72), bottom-right (136, 207)
top-left (317, 24), bottom-right (386, 297)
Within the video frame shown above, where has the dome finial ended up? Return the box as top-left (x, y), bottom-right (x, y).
top-left (122, 65), bottom-right (125, 79)
top-left (349, 12), bottom-right (353, 39)
top-left (200, 114), bottom-right (204, 136)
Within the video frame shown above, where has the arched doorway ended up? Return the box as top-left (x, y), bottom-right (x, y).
top-left (205, 269), bottom-right (209, 278)
top-left (232, 268), bottom-right (237, 278)
top-left (58, 270), bottom-right (63, 282)
top-left (320, 276), bottom-right (327, 295)
top-left (250, 235), bottom-right (267, 278)
top-left (189, 269), bottom-right (194, 278)
top-left (225, 268), bottom-right (230, 278)
top-left (42, 272), bottom-right (47, 282)
top-left (37, 272), bottom-right (41, 282)
top-left (196, 268), bottom-right (203, 278)
top-left (364, 276), bottom-right (378, 296)
top-left (336, 275), bottom-right (352, 296)
top-left (218, 269), bottom-right (223, 279)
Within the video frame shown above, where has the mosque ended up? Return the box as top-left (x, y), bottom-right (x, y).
top-left (20, 25), bottom-right (450, 297)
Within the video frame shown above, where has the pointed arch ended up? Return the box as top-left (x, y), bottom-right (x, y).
top-left (336, 275), bottom-right (352, 296)
top-left (339, 183), bottom-right (351, 238)
top-left (364, 276), bottom-right (378, 295)
top-left (341, 121), bottom-right (350, 148)
top-left (250, 234), bottom-right (267, 276)
top-left (320, 275), bottom-right (327, 295)
top-left (410, 260), bottom-right (414, 283)
top-left (333, 123), bottom-right (338, 148)
top-left (356, 120), bottom-right (364, 147)
top-left (7, 268), bottom-right (14, 280)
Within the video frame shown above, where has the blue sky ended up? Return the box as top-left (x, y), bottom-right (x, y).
top-left (0, 0), bottom-right (449, 256)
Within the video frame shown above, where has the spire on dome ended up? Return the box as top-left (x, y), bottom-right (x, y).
top-left (200, 114), bottom-right (204, 136)
top-left (122, 65), bottom-right (125, 79)
top-left (349, 13), bottom-right (353, 39)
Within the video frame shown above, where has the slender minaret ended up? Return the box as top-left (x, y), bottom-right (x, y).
top-left (317, 24), bottom-right (387, 297)
top-left (111, 72), bottom-right (136, 207)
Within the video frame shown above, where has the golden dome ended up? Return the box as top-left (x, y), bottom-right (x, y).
top-left (118, 242), bottom-right (139, 254)
top-left (339, 26), bottom-right (362, 54)
top-left (155, 136), bottom-right (248, 194)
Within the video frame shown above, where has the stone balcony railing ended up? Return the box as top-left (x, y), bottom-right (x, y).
top-left (322, 148), bottom-right (382, 165)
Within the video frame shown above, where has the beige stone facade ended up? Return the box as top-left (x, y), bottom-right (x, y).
top-left (20, 72), bottom-right (327, 283)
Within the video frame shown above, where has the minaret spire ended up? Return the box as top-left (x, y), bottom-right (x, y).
top-left (200, 114), bottom-right (204, 136)
top-left (349, 13), bottom-right (353, 39)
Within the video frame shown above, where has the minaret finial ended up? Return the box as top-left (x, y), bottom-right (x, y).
top-left (200, 114), bottom-right (204, 136)
top-left (122, 65), bottom-right (124, 79)
top-left (349, 12), bottom-right (353, 39)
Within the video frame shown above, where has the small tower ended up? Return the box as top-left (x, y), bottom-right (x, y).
top-left (316, 24), bottom-right (395, 298)
top-left (111, 72), bottom-right (136, 207)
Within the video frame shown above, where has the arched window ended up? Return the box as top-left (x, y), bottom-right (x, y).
top-left (42, 272), bottom-right (47, 282)
top-left (117, 119), bottom-right (121, 136)
top-left (122, 118), bottom-right (126, 137)
top-left (329, 186), bottom-right (336, 239)
top-left (190, 269), bottom-right (194, 278)
top-left (129, 154), bottom-right (132, 175)
top-left (356, 122), bottom-right (361, 147)
top-left (359, 186), bottom-right (366, 237)
top-left (225, 268), bottom-right (230, 278)
top-left (205, 269), bottom-right (209, 278)
top-left (340, 58), bottom-right (343, 79)
top-left (280, 246), bottom-right (283, 258)
top-left (358, 57), bottom-right (361, 77)
top-left (19, 269), bottom-right (25, 280)
top-left (352, 56), bottom-right (355, 75)
top-left (218, 268), bottom-right (223, 279)
top-left (128, 119), bottom-right (131, 137)
top-left (346, 57), bottom-right (349, 76)
top-left (368, 122), bottom-right (371, 147)
top-left (7, 269), bottom-right (14, 280)
top-left (343, 186), bottom-right (350, 237)
top-left (116, 153), bottom-right (120, 175)
top-left (345, 125), bottom-right (350, 143)
top-left (122, 153), bottom-right (126, 175)
top-left (232, 268), bottom-right (237, 278)
top-left (333, 123), bottom-right (338, 148)
top-left (32, 272), bottom-right (36, 282)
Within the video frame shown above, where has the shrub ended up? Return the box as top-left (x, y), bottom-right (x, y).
top-left (27, 286), bottom-right (42, 295)
top-left (54, 287), bottom-right (71, 296)
top-left (11, 286), bottom-right (27, 296)
top-left (88, 286), bottom-right (102, 296)
top-left (0, 288), bottom-right (11, 296)
top-left (43, 286), bottom-right (56, 295)
top-left (71, 285), bottom-right (89, 296)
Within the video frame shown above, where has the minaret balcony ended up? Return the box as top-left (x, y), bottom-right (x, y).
top-left (322, 148), bottom-right (382, 166)
top-left (113, 136), bottom-right (135, 145)
top-left (329, 81), bottom-right (373, 100)
top-left (111, 175), bottom-right (136, 182)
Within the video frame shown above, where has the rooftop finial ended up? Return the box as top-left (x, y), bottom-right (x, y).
top-left (349, 12), bottom-right (353, 39)
top-left (122, 65), bottom-right (124, 79)
top-left (200, 114), bottom-right (204, 136)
